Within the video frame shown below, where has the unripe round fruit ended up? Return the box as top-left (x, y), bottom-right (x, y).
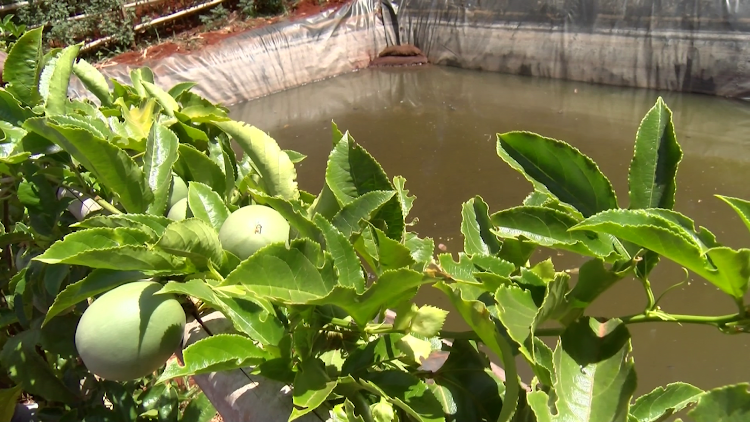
top-left (168, 175), bottom-right (188, 208)
top-left (218, 205), bottom-right (290, 260)
top-left (75, 281), bottom-right (186, 381)
top-left (167, 198), bottom-right (188, 221)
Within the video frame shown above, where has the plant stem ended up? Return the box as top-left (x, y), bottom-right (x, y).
top-left (640, 276), bottom-right (656, 311)
top-left (621, 311), bottom-right (742, 326)
top-left (95, 198), bottom-right (122, 215)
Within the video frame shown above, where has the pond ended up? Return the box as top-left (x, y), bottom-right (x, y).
top-left (229, 65), bottom-right (750, 397)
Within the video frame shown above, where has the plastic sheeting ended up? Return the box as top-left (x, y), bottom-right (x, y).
top-left (391, 0), bottom-right (750, 99)
top-left (70, 0), bottom-right (750, 106)
top-left (71, 1), bottom-right (388, 105)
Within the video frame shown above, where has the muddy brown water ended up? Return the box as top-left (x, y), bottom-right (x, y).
top-left (230, 66), bottom-right (750, 399)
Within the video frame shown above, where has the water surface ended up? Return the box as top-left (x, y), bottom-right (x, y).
top-left (230, 66), bottom-right (750, 397)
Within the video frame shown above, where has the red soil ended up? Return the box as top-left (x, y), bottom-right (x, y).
top-left (101, 0), bottom-right (350, 67)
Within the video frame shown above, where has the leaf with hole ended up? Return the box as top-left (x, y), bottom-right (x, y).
top-left (630, 382), bottom-right (703, 422)
top-left (552, 318), bottom-right (637, 422)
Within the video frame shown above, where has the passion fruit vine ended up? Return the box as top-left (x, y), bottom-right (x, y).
top-left (218, 205), bottom-right (290, 260)
top-left (75, 281), bottom-right (186, 381)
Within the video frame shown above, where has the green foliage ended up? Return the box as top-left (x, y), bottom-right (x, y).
top-left (2, 27), bottom-right (749, 422)
top-left (0, 14), bottom-right (26, 51)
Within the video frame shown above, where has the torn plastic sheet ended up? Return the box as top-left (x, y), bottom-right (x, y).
top-left (68, 0), bottom-right (750, 106)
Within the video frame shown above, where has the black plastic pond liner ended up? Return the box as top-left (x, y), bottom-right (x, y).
top-left (69, 0), bottom-right (750, 104)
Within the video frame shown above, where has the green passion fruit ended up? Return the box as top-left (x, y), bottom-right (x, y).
top-left (218, 205), bottom-right (290, 260)
top-left (167, 197), bottom-right (188, 221)
top-left (74, 281), bottom-right (186, 381)
top-left (168, 175), bottom-right (188, 208)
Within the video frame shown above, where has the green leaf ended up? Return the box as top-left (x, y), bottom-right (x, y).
top-left (187, 182), bottom-right (230, 231)
top-left (628, 97), bottom-right (682, 210)
top-left (396, 334), bottom-right (433, 363)
top-left (175, 144), bottom-right (226, 196)
top-left (342, 334), bottom-right (407, 376)
top-left (495, 285), bottom-right (537, 360)
top-left (115, 97), bottom-right (156, 146)
top-left (431, 339), bottom-right (505, 422)
top-left (141, 81), bottom-right (180, 117)
top-left (572, 209), bottom-right (748, 297)
top-left (181, 392), bottom-right (217, 422)
top-left (129, 67), bottom-right (154, 97)
top-left (168, 82), bottom-right (197, 99)
top-left (688, 384), bottom-right (750, 422)
top-left (249, 189), bottom-right (322, 243)
top-left (3, 27), bottom-right (44, 106)
top-left (325, 134), bottom-right (404, 240)
top-left (631, 382), bottom-right (703, 422)
top-left (409, 305), bottom-right (448, 338)
top-left (331, 190), bottom-right (396, 238)
top-left (435, 282), bottom-right (520, 422)
top-left (0, 385), bottom-right (23, 422)
top-left (284, 149), bottom-right (307, 163)
top-left (527, 390), bottom-right (553, 422)
top-left (35, 228), bottom-right (186, 273)
top-left (72, 59), bottom-right (113, 106)
top-left (497, 131), bottom-right (618, 217)
top-left (394, 176), bottom-right (416, 219)
top-left (462, 196), bottom-right (502, 255)
top-left (36, 228), bottom-right (153, 263)
top-left (24, 118), bottom-right (152, 213)
top-left (0, 330), bottom-right (80, 404)
top-left (552, 318), bottom-right (637, 422)
top-left (405, 233), bottom-right (435, 271)
top-left (491, 206), bottom-right (617, 260)
top-left (361, 371), bottom-right (445, 422)
top-left (565, 258), bottom-right (629, 312)
top-left (704, 247), bottom-right (750, 299)
top-left (314, 214), bottom-right (366, 293)
top-left (160, 280), bottom-right (284, 345)
top-left (158, 334), bottom-right (271, 382)
top-left (291, 359), bottom-right (338, 421)
top-left (46, 246), bottom-right (185, 273)
top-left (43, 269), bottom-right (145, 326)
top-left (144, 123), bottom-right (180, 216)
top-left (533, 272), bottom-right (570, 327)
top-left (0, 89), bottom-right (33, 126)
top-left (367, 224), bottom-right (416, 272)
top-left (43, 43), bottom-right (81, 116)
top-left (716, 195), bottom-right (750, 234)
top-left (155, 218), bottom-right (224, 270)
top-left (214, 120), bottom-right (299, 201)
top-left (310, 268), bottom-right (430, 327)
top-left (226, 239), bottom-right (335, 302)
top-left (73, 214), bottom-right (171, 237)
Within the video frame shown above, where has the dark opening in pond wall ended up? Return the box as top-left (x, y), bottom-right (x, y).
top-left (69, 0), bottom-right (750, 105)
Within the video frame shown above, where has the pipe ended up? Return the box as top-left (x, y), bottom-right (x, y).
top-left (80, 0), bottom-right (228, 52)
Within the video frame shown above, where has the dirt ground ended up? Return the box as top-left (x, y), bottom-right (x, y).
top-left (99, 0), bottom-right (350, 68)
